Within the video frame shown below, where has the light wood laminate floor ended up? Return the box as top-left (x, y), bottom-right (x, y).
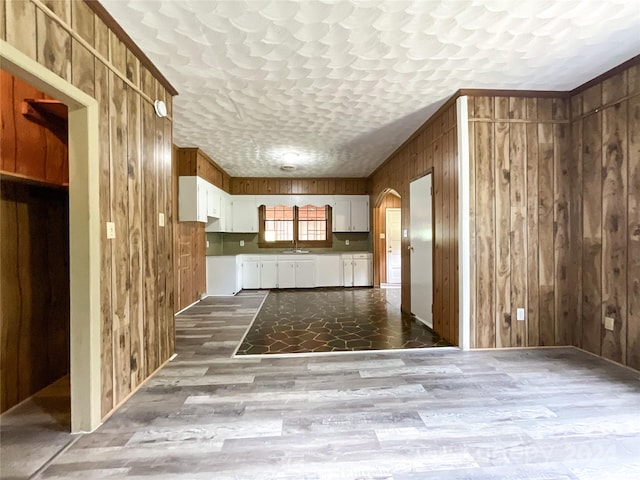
top-left (2, 291), bottom-right (640, 479)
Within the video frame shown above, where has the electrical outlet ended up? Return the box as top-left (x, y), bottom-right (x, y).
top-left (345, 239), bottom-right (350, 246)
top-left (106, 222), bottom-right (116, 239)
top-left (159, 212), bottom-right (165, 227)
top-left (380, 233), bottom-right (385, 239)
top-left (240, 240), bottom-right (245, 247)
top-left (516, 308), bottom-right (525, 321)
top-left (604, 316), bottom-right (615, 331)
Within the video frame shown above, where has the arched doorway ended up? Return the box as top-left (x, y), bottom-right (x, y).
top-left (372, 188), bottom-right (401, 288)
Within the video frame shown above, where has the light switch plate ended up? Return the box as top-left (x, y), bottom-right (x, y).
top-left (206, 240), bottom-right (210, 248)
top-left (516, 308), bottom-right (525, 321)
top-left (159, 212), bottom-right (165, 227)
top-left (403, 229), bottom-right (408, 238)
top-left (380, 233), bottom-right (385, 239)
top-left (240, 240), bottom-right (245, 247)
top-left (106, 222), bottom-right (116, 239)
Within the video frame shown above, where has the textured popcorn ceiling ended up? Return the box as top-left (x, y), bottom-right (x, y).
top-left (101, 0), bottom-right (640, 177)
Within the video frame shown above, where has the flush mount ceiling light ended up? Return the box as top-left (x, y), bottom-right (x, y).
top-left (282, 152), bottom-right (299, 163)
top-left (154, 99), bottom-right (167, 118)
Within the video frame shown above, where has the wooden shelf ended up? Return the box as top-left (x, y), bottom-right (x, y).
top-left (22, 98), bottom-right (68, 122)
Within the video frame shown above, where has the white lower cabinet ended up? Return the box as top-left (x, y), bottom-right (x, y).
top-left (315, 255), bottom-right (342, 287)
top-left (241, 256), bottom-right (261, 289)
top-left (342, 253), bottom-right (372, 287)
top-left (260, 258), bottom-right (278, 289)
top-left (234, 253), bottom-right (370, 290)
top-left (277, 260), bottom-right (296, 288)
top-left (294, 259), bottom-right (315, 288)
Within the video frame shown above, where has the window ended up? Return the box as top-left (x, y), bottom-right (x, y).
top-left (259, 204), bottom-right (332, 248)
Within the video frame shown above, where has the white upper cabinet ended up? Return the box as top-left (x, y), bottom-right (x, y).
top-left (332, 195), bottom-right (369, 232)
top-left (231, 196), bottom-right (258, 233)
top-left (179, 176), bottom-right (208, 223)
top-left (207, 183), bottom-right (221, 218)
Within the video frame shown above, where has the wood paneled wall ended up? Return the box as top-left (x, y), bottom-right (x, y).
top-left (173, 148), bottom-right (207, 312)
top-left (2, 0), bottom-right (175, 418)
top-left (0, 180), bottom-right (70, 413)
top-left (176, 147), bottom-right (231, 192)
top-left (468, 96), bottom-right (572, 349)
top-left (369, 103), bottom-right (459, 344)
top-left (372, 193), bottom-right (401, 286)
top-left (570, 63), bottom-right (640, 369)
top-left (231, 177), bottom-right (368, 195)
top-left (1, 70), bottom-right (68, 186)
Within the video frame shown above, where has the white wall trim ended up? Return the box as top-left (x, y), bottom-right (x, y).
top-left (1, 40), bottom-right (102, 432)
top-left (456, 96), bottom-right (471, 351)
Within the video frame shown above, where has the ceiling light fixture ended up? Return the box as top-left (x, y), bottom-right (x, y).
top-left (282, 152), bottom-right (299, 162)
top-left (280, 165), bottom-right (296, 171)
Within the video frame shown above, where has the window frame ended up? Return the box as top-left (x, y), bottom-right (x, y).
top-left (258, 204), bottom-right (332, 248)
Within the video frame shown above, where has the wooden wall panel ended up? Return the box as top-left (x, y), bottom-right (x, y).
top-left (1, 180), bottom-right (70, 413)
top-left (368, 103), bottom-right (459, 344)
top-left (628, 92), bottom-right (640, 370)
top-left (468, 96), bottom-right (571, 349)
top-left (3, 1), bottom-right (176, 418)
top-left (176, 147), bottom-right (230, 192)
top-left (571, 62), bottom-right (638, 369)
top-left (231, 177), bottom-right (368, 195)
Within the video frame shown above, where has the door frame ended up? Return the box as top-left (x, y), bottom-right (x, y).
top-left (409, 171), bottom-right (434, 328)
top-left (372, 188), bottom-right (401, 288)
top-left (385, 207), bottom-right (401, 284)
top-left (2, 41), bottom-right (102, 432)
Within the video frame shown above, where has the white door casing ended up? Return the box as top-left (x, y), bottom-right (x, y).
top-left (409, 174), bottom-right (433, 328)
top-left (385, 208), bottom-right (402, 284)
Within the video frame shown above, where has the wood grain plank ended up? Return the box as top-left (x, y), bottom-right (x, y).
top-left (601, 102), bottom-right (628, 364)
top-left (474, 121), bottom-right (495, 348)
top-left (36, 7), bottom-right (71, 81)
top-left (468, 120), bottom-right (477, 347)
top-left (509, 122), bottom-right (527, 346)
top-left (141, 68), bottom-right (158, 377)
top-left (554, 124), bottom-right (571, 345)
top-left (442, 130), bottom-right (452, 341)
top-left (570, 114), bottom-right (583, 347)
top-left (155, 79), bottom-right (168, 365)
top-left (627, 94), bottom-right (640, 370)
top-left (431, 138), bottom-right (441, 335)
top-left (164, 112), bottom-right (175, 355)
top-left (91, 57), bottom-right (114, 417)
top-left (109, 72), bottom-right (131, 404)
top-left (526, 123), bottom-right (540, 346)
top-left (5, 0), bottom-right (37, 60)
top-left (538, 123), bottom-right (555, 346)
top-left (581, 111), bottom-right (603, 356)
top-left (0, 0), bottom-right (5, 40)
top-left (495, 122), bottom-right (511, 347)
top-left (127, 84), bottom-right (144, 388)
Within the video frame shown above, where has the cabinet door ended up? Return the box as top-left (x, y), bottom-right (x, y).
top-left (232, 197), bottom-right (258, 232)
top-left (352, 258), bottom-right (371, 286)
top-left (242, 260), bottom-right (260, 289)
top-left (332, 198), bottom-right (351, 232)
top-left (278, 260), bottom-right (295, 288)
top-left (316, 255), bottom-right (341, 287)
top-left (295, 260), bottom-right (315, 288)
top-left (350, 197), bottom-right (369, 232)
top-left (207, 184), bottom-right (221, 218)
top-left (343, 258), bottom-right (353, 287)
top-left (260, 261), bottom-right (278, 289)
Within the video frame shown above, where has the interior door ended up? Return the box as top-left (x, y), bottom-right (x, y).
top-left (409, 174), bottom-right (433, 328)
top-left (385, 208), bottom-right (402, 284)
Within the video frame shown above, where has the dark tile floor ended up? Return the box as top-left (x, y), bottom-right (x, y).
top-left (236, 287), bottom-right (451, 355)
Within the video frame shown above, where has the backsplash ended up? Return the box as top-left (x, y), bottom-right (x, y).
top-left (206, 232), bottom-right (371, 255)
